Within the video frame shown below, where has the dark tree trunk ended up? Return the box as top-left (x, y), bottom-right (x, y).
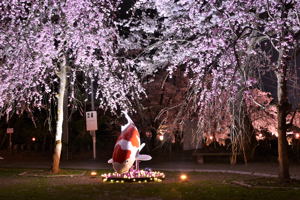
top-left (241, 107), bottom-right (257, 163)
top-left (42, 134), bottom-right (47, 152)
top-left (276, 67), bottom-right (290, 182)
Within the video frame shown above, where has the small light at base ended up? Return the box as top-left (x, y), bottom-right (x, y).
top-left (159, 135), bottom-right (164, 141)
top-left (180, 174), bottom-right (188, 182)
top-left (32, 137), bottom-right (36, 142)
top-left (209, 136), bottom-right (213, 140)
top-left (296, 133), bottom-right (300, 139)
top-left (259, 133), bottom-right (263, 137)
top-left (90, 171), bottom-right (97, 177)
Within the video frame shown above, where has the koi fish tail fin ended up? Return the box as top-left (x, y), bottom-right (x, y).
top-left (121, 110), bottom-right (133, 124)
top-left (121, 110), bottom-right (134, 132)
top-left (139, 143), bottom-right (145, 152)
top-left (136, 154), bottom-right (152, 161)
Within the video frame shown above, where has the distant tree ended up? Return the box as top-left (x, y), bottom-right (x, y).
top-left (0, 0), bottom-right (144, 173)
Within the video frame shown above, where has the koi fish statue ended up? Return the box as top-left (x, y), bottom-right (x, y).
top-left (108, 111), bottom-right (152, 173)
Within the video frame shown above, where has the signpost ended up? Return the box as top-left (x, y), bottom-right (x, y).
top-left (6, 128), bottom-right (13, 134)
top-left (6, 128), bottom-right (13, 152)
top-left (86, 111), bottom-right (98, 131)
top-left (86, 111), bottom-right (98, 160)
top-left (87, 78), bottom-right (98, 160)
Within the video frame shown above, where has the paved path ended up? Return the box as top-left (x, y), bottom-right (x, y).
top-left (1, 156), bottom-right (300, 180)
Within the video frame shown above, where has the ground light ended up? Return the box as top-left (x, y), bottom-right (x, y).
top-left (180, 174), bottom-right (188, 182)
top-left (158, 135), bottom-right (164, 141)
top-left (296, 133), bottom-right (300, 139)
top-left (31, 137), bottom-right (36, 142)
top-left (101, 169), bottom-right (165, 183)
top-left (90, 171), bottom-right (97, 178)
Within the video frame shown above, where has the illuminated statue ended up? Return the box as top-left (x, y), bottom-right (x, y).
top-left (108, 111), bottom-right (151, 173)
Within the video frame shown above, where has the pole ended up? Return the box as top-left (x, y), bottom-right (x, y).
top-left (9, 133), bottom-right (12, 153)
top-left (90, 78), bottom-right (96, 160)
top-left (92, 130), bottom-right (96, 160)
top-left (135, 160), bottom-right (140, 171)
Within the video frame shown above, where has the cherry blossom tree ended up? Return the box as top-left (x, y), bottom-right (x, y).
top-left (0, 0), bottom-right (145, 173)
top-left (121, 0), bottom-right (259, 163)
top-left (239, 0), bottom-right (300, 181)
top-left (123, 0), bottom-right (300, 181)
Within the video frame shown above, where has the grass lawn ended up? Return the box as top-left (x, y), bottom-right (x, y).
top-left (0, 168), bottom-right (299, 200)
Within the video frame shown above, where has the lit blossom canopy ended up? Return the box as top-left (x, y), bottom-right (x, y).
top-left (0, 0), bottom-right (144, 116)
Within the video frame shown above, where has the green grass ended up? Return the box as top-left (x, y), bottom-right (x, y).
top-left (20, 169), bottom-right (87, 176)
top-left (0, 168), bottom-right (26, 177)
top-left (0, 168), bottom-right (300, 200)
top-left (0, 168), bottom-right (110, 177)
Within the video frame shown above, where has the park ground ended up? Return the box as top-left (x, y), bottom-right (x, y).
top-left (1, 168), bottom-right (300, 200)
top-left (1, 151), bottom-right (300, 200)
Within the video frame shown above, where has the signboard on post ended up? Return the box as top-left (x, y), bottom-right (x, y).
top-left (6, 128), bottom-right (13, 152)
top-left (86, 111), bottom-right (98, 131)
top-left (6, 128), bottom-right (13, 134)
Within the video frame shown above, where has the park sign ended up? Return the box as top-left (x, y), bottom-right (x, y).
top-left (6, 128), bottom-right (13, 134)
top-left (86, 111), bottom-right (98, 131)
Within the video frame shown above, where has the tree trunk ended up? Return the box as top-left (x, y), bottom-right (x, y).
top-left (52, 58), bottom-right (68, 173)
top-left (42, 133), bottom-right (47, 152)
top-left (241, 108), bottom-right (257, 164)
top-left (52, 140), bottom-right (62, 173)
top-left (62, 80), bottom-right (69, 160)
top-left (276, 69), bottom-right (290, 182)
top-left (231, 93), bottom-right (257, 165)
